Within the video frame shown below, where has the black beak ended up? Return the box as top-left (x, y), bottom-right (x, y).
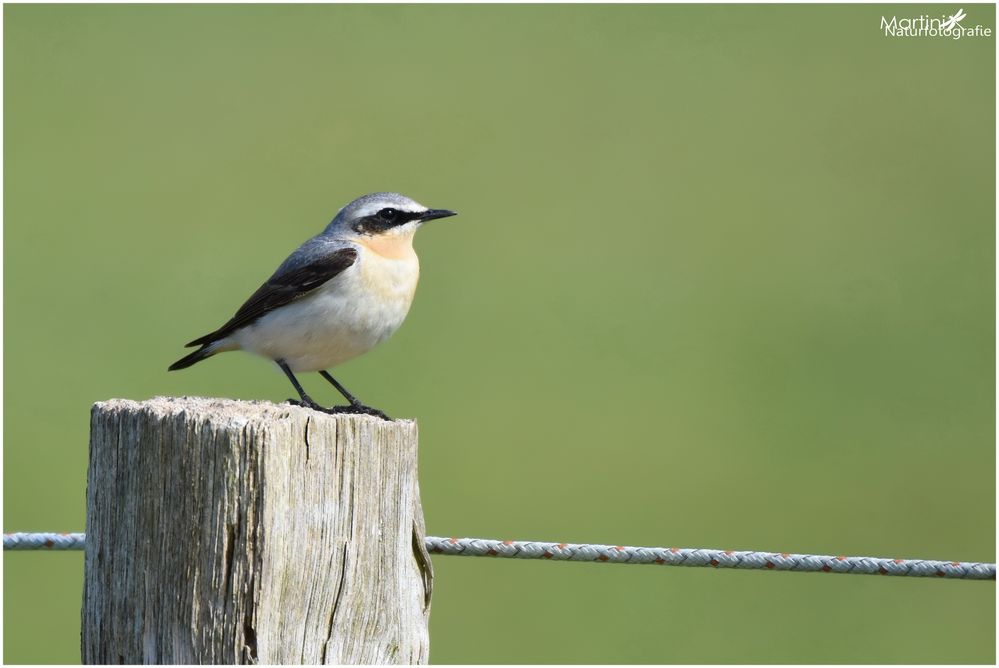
top-left (420, 208), bottom-right (457, 222)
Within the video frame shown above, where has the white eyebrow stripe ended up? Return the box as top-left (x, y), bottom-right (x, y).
top-left (354, 202), bottom-right (427, 218)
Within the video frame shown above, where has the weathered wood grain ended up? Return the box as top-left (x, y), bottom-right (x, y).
top-left (82, 396), bottom-right (433, 664)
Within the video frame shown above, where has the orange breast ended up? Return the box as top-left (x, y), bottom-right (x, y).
top-left (355, 233), bottom-right (417, 261)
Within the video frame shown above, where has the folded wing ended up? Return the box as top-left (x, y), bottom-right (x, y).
top-left (185, 245), bottom-right (359, 348)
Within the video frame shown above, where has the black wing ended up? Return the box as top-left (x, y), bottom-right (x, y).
top-left (185, 246), bottom-right (358, 348)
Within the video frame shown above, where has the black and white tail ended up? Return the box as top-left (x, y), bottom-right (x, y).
top-left (167, 345), bottom-right (217, 371)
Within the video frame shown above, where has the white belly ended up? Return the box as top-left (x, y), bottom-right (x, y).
top-left (230, 250), bottom-right (419, 372)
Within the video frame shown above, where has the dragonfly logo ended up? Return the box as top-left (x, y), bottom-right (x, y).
top-left (881, 8), bottom-right (992, 39)
top-left (940, 8), bottom-right (967, 31)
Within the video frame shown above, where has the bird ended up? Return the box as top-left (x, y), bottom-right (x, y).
top-left (168, 192), bottom-right (457, 420)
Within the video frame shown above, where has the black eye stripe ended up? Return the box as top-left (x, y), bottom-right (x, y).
top-left (351, 208), bottom-right (424, 235)
top-left (391, 209), bottom-right (423, 223)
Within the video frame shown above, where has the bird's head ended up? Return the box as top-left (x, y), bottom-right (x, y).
top-left (326, 192), bottom-right (457, 241)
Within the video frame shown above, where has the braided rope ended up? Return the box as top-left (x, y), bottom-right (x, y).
top-left (4, 533), bottom-right (85, 550)
top-left (425, 537), bottom-right (995, 580)
top-left (4, 532), bottom-right (994, 580)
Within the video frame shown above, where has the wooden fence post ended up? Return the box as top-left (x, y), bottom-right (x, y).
top-left (81, 396), bottom-right (433, 664)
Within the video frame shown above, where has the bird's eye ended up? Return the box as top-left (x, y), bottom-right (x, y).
top-left (379, 208), bottom-right (398, 222)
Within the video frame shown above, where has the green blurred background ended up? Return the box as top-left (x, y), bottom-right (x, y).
top-left (3, 4), bottom-right (995, 663)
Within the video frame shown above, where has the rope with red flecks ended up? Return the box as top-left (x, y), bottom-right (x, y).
top-left (4, 532), bottom-right (994, 580)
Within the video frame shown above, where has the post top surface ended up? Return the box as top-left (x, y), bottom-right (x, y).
top-left (92, 396), bottom-right (416, 427)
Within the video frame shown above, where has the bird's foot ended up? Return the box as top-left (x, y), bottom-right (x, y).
top-left (285, 397), bottom-right (326, 411)
top-left (322, 403), bottom-right (392, 421)
top-left (286, 397), bottom-right (391, 421)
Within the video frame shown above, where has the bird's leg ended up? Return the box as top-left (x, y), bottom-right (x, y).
top-left (318, 370), bottom-right (363, 405)
top-left (277, 360), bottom-right (325, 412)
top-left (318, 370), bottom-right (392, 421)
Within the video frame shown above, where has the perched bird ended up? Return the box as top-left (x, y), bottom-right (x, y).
top-left (169, 192), bottom-right (457, 420)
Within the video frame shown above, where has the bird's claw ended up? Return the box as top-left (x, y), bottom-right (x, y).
top-left (286, 398), bottom-right (325, 411)
top-left (285, 398), bottom-right (391, 421)
top-left (323, 403), bottom-right (393, 421)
